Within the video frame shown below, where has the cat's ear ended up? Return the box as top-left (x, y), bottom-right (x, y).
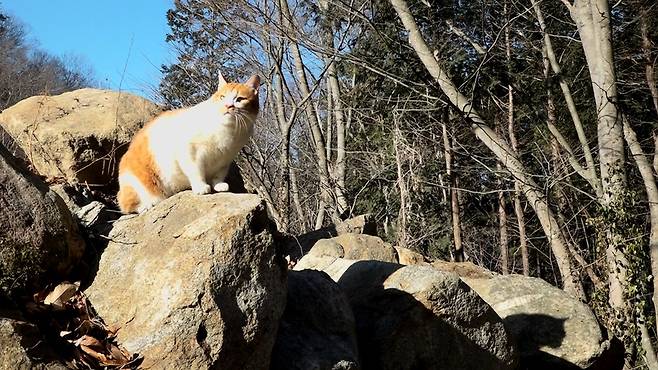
top-left (245, 75), bottom-right (260, 93)
top-left (218, 71), bottom-right (228, 89)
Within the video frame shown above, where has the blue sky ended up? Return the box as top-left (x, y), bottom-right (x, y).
top-left (2, 1), bottom-right (174, 99)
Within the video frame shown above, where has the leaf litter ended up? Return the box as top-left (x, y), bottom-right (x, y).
top-left (26, 281), bottom-right (142, 369)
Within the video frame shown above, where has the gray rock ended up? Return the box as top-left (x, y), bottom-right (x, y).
top-left (85, 192), bottom-right (287, 370)
top-left (463, 275), bottom-right (613, 369)
top-left (0, 88), bottom-right (161, 185)
top-left (0, 145), bottom-right (85, 298)
top-left (394, 246), bottom-right (427, 265)
top-left (0, 313), bottom-right (67, 370)
top-left (328, 234), bottom-right (397, 263)
top-left (285, 215), bottom-right (377, 261)
top-left (431, 260), bottom-right (496, 279)
top-left (295, 255), bottom-right (518, 370)
top-left (271, 269), bottom-right (360, 370)
top-left (299, 233), bottom-right (397, 266)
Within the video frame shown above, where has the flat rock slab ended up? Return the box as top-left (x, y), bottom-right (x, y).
top-left (86, 192), bottom-right (287, 370)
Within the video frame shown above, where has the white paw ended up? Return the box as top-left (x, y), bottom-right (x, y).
top-left (192, 183), bottom-right (212, 195)
top-left (213, 182), bottom-right (230, 192)
top-left (137, 202), bottom-right (155, 214)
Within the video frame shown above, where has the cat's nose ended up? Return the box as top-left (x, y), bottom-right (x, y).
top-left (224, 101), bottom-right (234, 109)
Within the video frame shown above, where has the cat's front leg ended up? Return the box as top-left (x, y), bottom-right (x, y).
top-left (211, 166), bottom-right (230, 193)
top-left (179, 148), bottom-right (211, 195)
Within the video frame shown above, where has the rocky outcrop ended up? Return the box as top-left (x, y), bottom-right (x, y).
top-left (85, 192), bottom-right (287, 370)
top-left (295, 255), bottom-right (518, 370)
top-left (464, 275), bottom-right (617, 370)
top-left (0, 145), bottom-right (85, 299)
top-left (0, 88), bottom-right (161, 185)
top-left (271, 270), bottom-right (360, 370)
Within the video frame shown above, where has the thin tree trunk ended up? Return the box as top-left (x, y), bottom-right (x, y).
top-left (390, 0), bottom-right (583, 297)
top-left (640, 323), bottom-right (658, 370)
top-left (320, 0), bottom-right (349, 216)
top-left (498, 162), bottom-right (509, 275)
top-left (290, 168), bottom-right (308, 233)
top-left (640, 10), bottom-right (658, 336)
top-left (442, 118), bottom-right (463, 261)
top-left (328, 60), bottom-right (349, 214)
top-left (532, 0), bottom-right (601, 198)
top-left (279, 0), bottom-right (337, 228)
top-left (394, 124), bottom-right (409, 248)
top-left (505, 0), bottom-right (528, 275)
top-left (641, 12), bottom-right (658, 116)
top-left (624, 117), bottom-right (658, 345)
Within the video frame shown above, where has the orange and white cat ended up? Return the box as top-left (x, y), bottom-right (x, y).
top-left (117, 73), bottom-right (260, 214)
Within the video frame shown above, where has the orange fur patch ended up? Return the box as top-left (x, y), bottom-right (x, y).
top-left (117, 183), bottom-right (140, 213)
top-left (118, 124), bottom-right (163, 213)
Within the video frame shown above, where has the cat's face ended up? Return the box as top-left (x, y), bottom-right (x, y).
top-left (212, 75), bottom-right (260, 124)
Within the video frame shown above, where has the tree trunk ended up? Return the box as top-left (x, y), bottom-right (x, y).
top-left (624, 118), bottom-right (658, 344)
top-left (290, 167), bottom-right (308, 233)
top-left (532, 0), bottom-right (599, 191)
top-left (442, 117), bottom-right (463, 261)
top-left (498, 163), bottom-right (509, 275)
top-left (569, 0), bottom-right (628, 318)
top-left (279, 0), bottom-right (337, 228)
top-left (641, 11), bottom-right (658, 116)
top-left (390, 0), bottom-right (584, 297)
top-left (640, 9), bottom-right (658, 336)
top-left (394, 124), bottom-right (409, 248)
top-left (505, 1), bottom-right (528, 275)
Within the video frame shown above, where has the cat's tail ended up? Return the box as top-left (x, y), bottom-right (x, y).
top-left (117, 183), bottom-right (140, 214)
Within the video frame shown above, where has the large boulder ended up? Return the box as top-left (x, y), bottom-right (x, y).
top-left (464, 275), bottom-right (619, 370)
top-left (85, 192), bottom-right (287, 369)
top-left (0, 88), bottom-right (161, 186)
top-left (295, 255), bottom-right (518, 370)
top-left (271, 269), bottom-right (360, 370)
top-left (0, 145), bottom-right (85, 299)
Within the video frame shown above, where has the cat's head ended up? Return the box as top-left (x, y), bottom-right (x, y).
top-left (211, 73), bottom-right (260, 125)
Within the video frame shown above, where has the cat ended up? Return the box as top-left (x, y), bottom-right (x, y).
top-left (117, 73), bottom-right (260, 214)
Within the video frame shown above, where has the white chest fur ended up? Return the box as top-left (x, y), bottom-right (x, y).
top-left (148, 100), bottom-right (254, 195)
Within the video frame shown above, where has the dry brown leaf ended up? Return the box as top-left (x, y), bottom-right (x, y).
top-left (44, 282), bottom-right (79, 309)
top-left (108, 344), bottom-right (129, 363)
top-left (80, 344), bottom-right (111, 364)
top-left (75, 335), bottom-right (104, 350)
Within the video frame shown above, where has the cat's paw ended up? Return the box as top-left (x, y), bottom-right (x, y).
top-left (192, 183), bottom-right (212, 195)
top-left (213, 182), bottom-right (230, 192)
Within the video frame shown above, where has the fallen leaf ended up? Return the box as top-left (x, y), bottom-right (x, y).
top-left (44, 282), bottom-right (79, 309)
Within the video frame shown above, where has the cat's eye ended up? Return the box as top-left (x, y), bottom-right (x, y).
top-left (236, 97), bottom-right (246, 102)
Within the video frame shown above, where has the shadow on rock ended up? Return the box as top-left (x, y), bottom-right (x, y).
top-left (333, 260), bottom-right (517, 370)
